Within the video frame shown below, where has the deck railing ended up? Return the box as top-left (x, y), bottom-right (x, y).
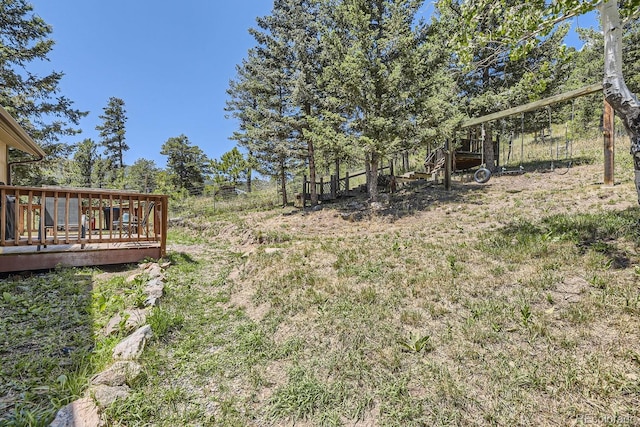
top-left (0, 185), bottom-right (168, 252)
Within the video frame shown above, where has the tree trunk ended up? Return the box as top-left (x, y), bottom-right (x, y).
top-left (279, 159), bottom-right (288, 207)
top-left (601, 0), bottom-right (640, 204)
top-left (483, 124), bottom-right (496, 172)
top-left (481, 60), bottom-right (496, 172)
top-left (305, 103), bottom-right (318, 206)
top-left (365, 152), bottom-right (371, 190)
top-left (368, 150), bottom-right (379, 202)
top-left (247, 150), bottom-right (253, 193)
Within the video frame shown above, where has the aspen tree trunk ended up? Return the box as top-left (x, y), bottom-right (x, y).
top-left (601, 0), bottom-right (640, 204)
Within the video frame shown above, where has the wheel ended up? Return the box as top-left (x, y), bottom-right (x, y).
top-left (474, 167), bottom-right (492, 184)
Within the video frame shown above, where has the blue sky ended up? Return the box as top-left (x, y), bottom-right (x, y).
top-left (28, 2), bottom-right (598, 169)
top-left (29, 1), bottom-right (274, 168)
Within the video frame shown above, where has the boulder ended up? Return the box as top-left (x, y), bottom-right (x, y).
top-left (91, 361), bottom-right (143, 387)
top-left (112, 325), bottom-right (152, 360)
top-left (144, 278), bottom-right (164, 306)
top-left (49, 397), bottom-right (103, 427)
top-left (104, 309), bottom-right (149, 335)
top-left (90, 385), bottom-right (130, 408)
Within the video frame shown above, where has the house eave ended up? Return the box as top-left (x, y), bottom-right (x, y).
top-left (0, 106), bottom-right (45, 158)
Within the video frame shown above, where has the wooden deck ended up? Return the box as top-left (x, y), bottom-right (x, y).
top-left (0, 185), bottom-right (168, 273)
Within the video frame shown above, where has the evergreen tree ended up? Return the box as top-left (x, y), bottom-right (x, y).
top-left (321, 0), bottom-right (431, 201)
top-left (125, 159), bottom-right (159, 193)
top-left (160, 135), bottom-right (210, 196)
top-left (73, 138), bottom-right (98, 187)
top-left (0, 0), bottom-right (87, 185)
top-left (226, 48), bottom-right (302, 206)
top-left (258, 0), bottom-right (324, 205)
top-left (96, 97), bottom-right (128, 170)
top-left (92, 157), bottom-right (111, 189)
top-left (211, 147), bottom-right (248, 186)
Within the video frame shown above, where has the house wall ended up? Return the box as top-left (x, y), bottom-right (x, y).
top-left (0, 141), bottom-right (7, 184)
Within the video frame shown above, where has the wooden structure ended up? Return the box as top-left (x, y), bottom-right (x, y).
top-left (445, 82), bottom-right (609, 186)
top-left (460, 83), bottom-right (604, 129)
top-left (424, 136), bottom-right (499, 175)
top-left (301, 165), bottom-right (391, 205)
top-left (0, 185), bottom-right (168, 273)
top-left (0, 105), bottom-right (168, 273)
top-left (0, 106), bottom-right (46, 185)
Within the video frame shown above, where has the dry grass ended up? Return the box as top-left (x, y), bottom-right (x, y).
top-left (106, 136), bottom-right (640, 425)
top-left (100, 133), bottom-right (640, 426)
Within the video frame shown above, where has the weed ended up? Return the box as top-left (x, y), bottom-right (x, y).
top-left (147, 307), bottom-right (184, 339)
top-left (398, 334), bottom-right (433, 353)
top-left (520, 303), bottom-right (532, 327)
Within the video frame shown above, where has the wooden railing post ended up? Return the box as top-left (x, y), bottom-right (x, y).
top-left (331, 175), bottom-right (337, 199)
top-left (345, 171), bottom-right (350, 194)
top-left (319, 177), bottom-right (324, 198)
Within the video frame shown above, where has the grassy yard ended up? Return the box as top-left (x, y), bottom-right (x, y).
top-left (2, 136), bottom-right (640, 426)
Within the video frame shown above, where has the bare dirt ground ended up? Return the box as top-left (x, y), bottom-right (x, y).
top-left (146, 162), bottom-right (640, 426)
top-left (234, 163), bottom-right (636, 249)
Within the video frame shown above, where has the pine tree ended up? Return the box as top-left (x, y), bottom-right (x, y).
top-left (96, 97), bottom-right (129, 170)
top-left (125, 159), bottom-right (159, 193)
top-left (73, 138), bottom-right (98, 187)
top-left (227, 47), bottom-right (302, 206)
top-left (212, 147), bottom-right (248, 186)
top-left (160, 135), bottom-right (210, 196)
top-left (0, 0), bottom-right (87, 185)
top-left (321, 0), bottom-right (430, 202)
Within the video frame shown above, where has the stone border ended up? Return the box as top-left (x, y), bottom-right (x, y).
top-left (50, 261), bottom-right (169, 427)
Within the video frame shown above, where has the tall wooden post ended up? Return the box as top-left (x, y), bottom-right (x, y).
top-left (345, 171), bottom-right (350, 194)
top-left (331, 175), bottom-right (337, 199)
top-left (603, 98), bottom-right (615, 186)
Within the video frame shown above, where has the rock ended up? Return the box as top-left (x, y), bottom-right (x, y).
top-left (104, 309), bottom-right (149, 335)
top-left (146, 264), bottom-right (163, 279)
top-left (91, 361), bottom-right (143, 387)
top-left (241, 250), bottom-right (254, 258)
top-left (370, 202), bottom-right (385, 211)
top-left (125, 273), bottom-right (140, 283)
top-left (50, 397), bottom-right (103, 427)
top-left (145, 278), bottom-right (164, 296)
top-left (379, 194), bottom-right (391, 204)
top-left (264, 248), bottom-right (282, 254)
top-left (144, 278), bottom-right (164, 307)
top-left (90, 384), bottom-right (130, 408)
top-left (160, 262), bottom-right (171, 269)
top-left (113, 325), bottom-right (152, 360)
